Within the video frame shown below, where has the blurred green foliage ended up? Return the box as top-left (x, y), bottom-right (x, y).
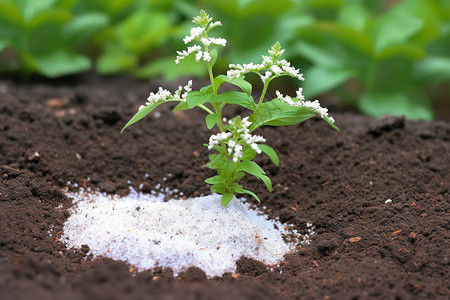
top-left (0, 0), bottom-right (449, 120)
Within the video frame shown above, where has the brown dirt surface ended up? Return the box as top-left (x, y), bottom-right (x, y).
top-left (0, 74), bottom-right (449, 299)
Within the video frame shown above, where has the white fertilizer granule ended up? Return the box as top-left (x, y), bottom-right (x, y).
top-left (61, 189), bottom-right (302, 278)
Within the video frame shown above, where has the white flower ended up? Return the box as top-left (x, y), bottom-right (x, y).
top-left (270, 65), bottom-right (283, 75)
top-left (203, 51), bottom-right (211, 62)
top-left (261, 71), bottom-right (272, 84)
top-left (226, 42), bottom-right (305, 82)
top-left (232, 144), bottom-right (243, 162)
top-left (140, 80), bottom-right (193, 110)
top-left (209, 117), bottom-right (266, 162)
top-left (183, 27), bottom-right (205, 44)
top-left (209, 38), bottom-right (227, 47)
top-left (175, 45), bottom-right (201, 64)
top-left (195, 50), bottom-right (204, 62)
top-left (209, 21), bottom-right (222, 28)
top-left (208, 132), bottom-right (232, 150)
top-left (296, 87), bottom-right (305, 101)
top-left (275, 89), bottom-right (334, 123)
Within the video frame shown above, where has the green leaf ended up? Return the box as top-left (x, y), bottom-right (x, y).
top-left (302, 66), bottom-right (353, 98)
top-left (34, 51), bottom-right (90, 77)
top-left (258, 144), bottom-right (279, 166)
top-left (63, 13), bottom-right (109, 43)
top-left (210, 183), bottom-right (227, 194)
top-left (371, 10), bottom-right (423, 54)
top-left (218, 161), bottom-right (238, 179)
top-left (237, 160), bottom-right (272, 192)
top-left (251, 100), bottom-right (315, 129)
top-left (414, 56), bottom-right (450, 84)
top-left (240, 189), bottom-right (261, 203)
top-left (186, 91), bottom-right (212, 108)
top-left (208, 91), bottom-right (256, 111)
top-left (359, 91), bottom-right (433, 121)
top-left (221, 193), bottom-right (234, 207)
top-left (116, 11), bottom-right (171, 55)
top-left (122, 102), bottom-right (165, 133)
top-left (214, 74), bottom-right (252, 96)
top-left (337, 3), bottom-right (368, 32)
top-left (241, 147), bottom-right (256, 161)
top-left (172, 101), bottom-right (190, 111)
top-left (207, 153), bottom-right (227, 169)
top-left (205, 113), bottom-right (217, 129)
top-left (97, 48), bottom-right (137, 74)
top-left (205, 175), bottom-right (225, 185)
top-left (17, 0), bottom-right (59, 23)
top-left (210, 48), bottom-right (218, 67)
top-left (200, 85), bottom-right (213, 95)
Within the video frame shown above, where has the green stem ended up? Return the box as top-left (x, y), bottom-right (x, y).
top-left (198, 104), bottom-right (214, 114)
top-left (251, 78), bottom-right (271, 131)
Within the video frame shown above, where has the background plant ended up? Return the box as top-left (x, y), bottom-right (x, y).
top-left (0, 0), bottom-right (449, 121)
top-left (122, 10), bottom-right (338, 207)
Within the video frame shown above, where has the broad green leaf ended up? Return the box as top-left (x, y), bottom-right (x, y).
top-left (16, 0), bottom-right (58, 22)
top-left (371, 10), bottom-right (423, 54)
top-left (232, 171), bottom-right (245, 181)
top-left (240, 189), bottom-right (260, 203)
top-left (63, 13), bottom-right (109, 43)
top-left (251, 100), bottom-right (315, 129)
top-left (221, 193), bottom-right (234, 207)
top-left (208, 91), bottom-right (256, 110)
top-left (295, 41), bottom-right (344, 68)
top-left (414, 56), bottom-right (450, 84)
top-left (241, 147), bottom-right (256, 161)
top-left (237, 160), bottom-right (272, 192)
top-left (34, 51), bottom-right (90, 77)
top-left (337, 3), bottom-right (368, 32)
top-left (207, 153), bottom-right (227, 169)
top-left (359, 91), bottom-right (433, 121)
top-left (251, 99), bottom-right (339, 131)
top-left (186, 91), bottom-right (212, 108)
top-left (218, 161), bottom-right (238, 179)
top-left (200, 85), bottom-right (213, 96)
top-left (205, 175), bottom-right (225, 185)
top-left (205, 113), bottom-right (218, 129)
top-left (172, 101), bottom-right (190, 111)
top-left (214, 74), bottom-right (252, 96)
top-left (116, 11), bottom-right (170, 55)
top-left (28, 9), bottom-right (71, 30)
top-left (258, 144), bottom-right (279, 166)
top-left (210, 183), bottom-right (227, 194)
top-left (97, 49), bottom-right (136, 74)
top-left (302, 66), bottom-right (353, 98)
top-left (0, 3), bottom-right (23, 27)
top-left (376, 44), bottom-right (426, 60)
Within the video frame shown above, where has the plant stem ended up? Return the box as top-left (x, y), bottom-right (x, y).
top-left (250, 78), bottom-right (270, 131)
top-left (205, 60), bottom-right (224, 132)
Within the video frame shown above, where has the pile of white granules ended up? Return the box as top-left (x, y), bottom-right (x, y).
top-left (61, 188), bottom-right (310, 278)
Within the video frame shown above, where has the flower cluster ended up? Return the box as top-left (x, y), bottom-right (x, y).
top-left (175, 11), bottom-right (227, 65)
top-left (227, 42), bottom-right (304, 84)
top-left (276, 89), bottom-right (335, 123)
top-left (139, 80), bottom-right (192, 111)
top-left (208, 117), bottom-right (266, 163)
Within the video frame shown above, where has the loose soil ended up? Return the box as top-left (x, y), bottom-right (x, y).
top-left (0, 73), bottom-right (449, 299)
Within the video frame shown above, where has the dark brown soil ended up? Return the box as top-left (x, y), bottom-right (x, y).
top-left (1, 73), bottom-right (449, 299)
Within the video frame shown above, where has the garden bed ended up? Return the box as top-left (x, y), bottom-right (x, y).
top-left (0, 74), bottom-right (449, 299)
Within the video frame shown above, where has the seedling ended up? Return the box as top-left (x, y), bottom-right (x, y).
top-left (122, 10), bottom-right (338, 207)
